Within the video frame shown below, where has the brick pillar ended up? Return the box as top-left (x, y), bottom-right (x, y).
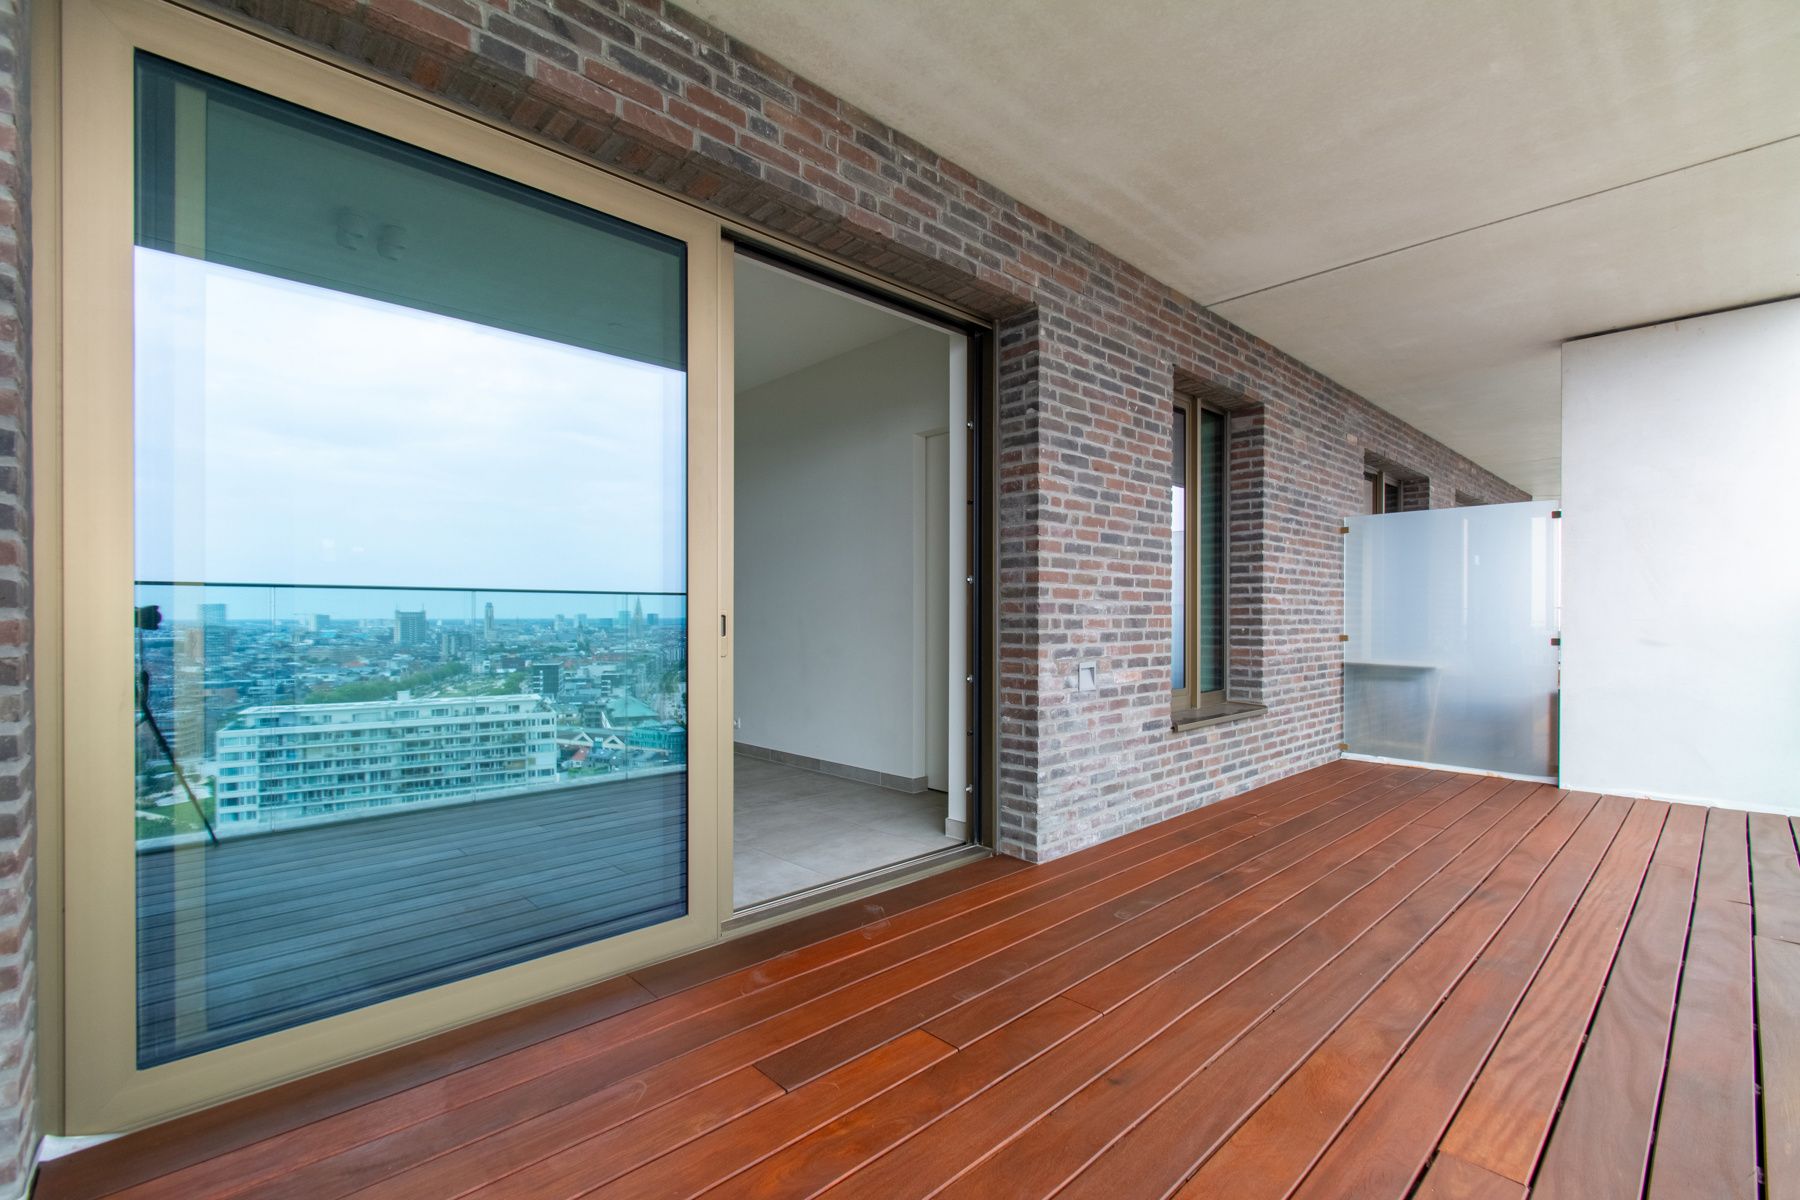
top-left (994, 308), bottom-right (1045, 860)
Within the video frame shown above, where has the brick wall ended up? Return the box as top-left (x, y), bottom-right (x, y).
top-left (176, 0), bottom-right (1526, 863)
top-left (0, 0), bottom-right (28, 1185)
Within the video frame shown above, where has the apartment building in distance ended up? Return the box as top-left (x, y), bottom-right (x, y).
top-left (213, 695), bottom-right (558, 829)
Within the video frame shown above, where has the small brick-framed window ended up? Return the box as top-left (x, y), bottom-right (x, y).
top-left (1172, 394), bottom-right (1228, 710)
top-left (1365, 469), bottom-right (1401, 514)
top-left (1364, 452), bottom-right (1429, 513)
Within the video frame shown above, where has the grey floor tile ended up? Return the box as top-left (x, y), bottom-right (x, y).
top-left (732, 848), bottom-right (834, 909)
top-left (731, 757), bottom-right (967, 908)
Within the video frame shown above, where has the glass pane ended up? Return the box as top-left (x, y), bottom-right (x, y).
top-left (1343, 501), bottom-right (1560, 777)
top-left (1171, 407), bottom-right (1187, 692)
top-left (1197, 409), bottom-right (1225, 694)
top-left (132, 57), bottom-right (689, 1066)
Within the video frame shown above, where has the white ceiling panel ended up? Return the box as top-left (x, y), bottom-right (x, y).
top-left (687, 0), bottom-right (1800, 496)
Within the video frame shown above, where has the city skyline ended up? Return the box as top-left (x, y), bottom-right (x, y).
top-left (135, 582), bottom-right (689, 624)
top-left (135, 575), bottom-right (689, 839)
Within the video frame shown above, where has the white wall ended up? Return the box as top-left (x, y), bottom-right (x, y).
top-left (1561, 298), bottom-right (1800, 813)
top-left (735, 325), bottom-right (956, 782)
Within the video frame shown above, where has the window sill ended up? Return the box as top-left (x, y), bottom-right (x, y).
top-left (1171, 700), bottom-right (1268, 733)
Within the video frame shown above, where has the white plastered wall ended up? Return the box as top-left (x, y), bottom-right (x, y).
top-left (735, 324), bottom-right (963, 797)
top-left (1560, 297), bottom-right (1800, 813)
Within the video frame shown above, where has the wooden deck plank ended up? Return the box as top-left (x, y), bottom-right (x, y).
top-left (1127, 793), bottom-right (1618, 1200)
top-left (628, 854), bottom-right (1029, 999)
top-left (754, 769), bottom-right (1461, 1088)
top-left (1265, 794), bottom-right (1620, 1200)
top-left (554, 1031), bottom-right (951, 1200)
top-left (820, 782), bottom-right (1556, 1200)
top-left (38, 973), bottom-right (660, 1200)
top-left (922, 773), bottom-right (1501, 1049)
top-left (139, 813), bottom-right (682, 946)
top-left (137, 784), bottom-right (684, 905)
top-left (1750, 812), bottom-right (1800, 944)
top-left (308, 1068), bottom-right (783, 1200)
top-left (1432, 797), bottom-right (1666, 1184)
top-left (1646, 808), bottom-right (1757, 1200)
top-left (1757, 935), bottom-right (1800, 1200)
top-left (1526, 802), bottom-right (1708, 1200)
top-left (1412, 1152), bottom-right (1528, 1200)
top-left (139, 777), bottom-right (685, 890)
top-left (135, 785), bottom-right (687, 1061)
top-left (964, 788), bottom-right (1590, 1200)
top-left (1061, 779), bottom-right (1540, 1015)
top-left (1755, 808), bottom-right (1800, 1200)
top-left (700, 998), bottom-right (1097, 1200)
top-left (328, 1002), bottom-right (1094, 1200)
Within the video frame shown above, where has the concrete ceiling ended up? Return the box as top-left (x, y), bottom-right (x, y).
top-left (735, 257), bottom-right (917, 390)
top-left (686, 0), bottom-right (1800, 497)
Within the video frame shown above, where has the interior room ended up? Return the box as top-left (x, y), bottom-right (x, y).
top-left (731, 256), bottom-right (971, 909)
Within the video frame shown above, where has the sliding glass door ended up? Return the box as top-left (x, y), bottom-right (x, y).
top-left (61, 0), bottom-right (722, 1129)
top-left (132, 55), bottom-right (697, 1066)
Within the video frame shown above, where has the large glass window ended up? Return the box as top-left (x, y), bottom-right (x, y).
top-left (1172, 398), bottom-right (1226, 709)
top-left (132, 56), bottom-right (689, 1065)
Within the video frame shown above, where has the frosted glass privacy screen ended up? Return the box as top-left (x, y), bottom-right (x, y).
top-left (1343, 502), bottom-right (1560, 778)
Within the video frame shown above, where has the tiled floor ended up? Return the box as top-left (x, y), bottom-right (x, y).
top-left (733, 756), bottom-right (964, 908)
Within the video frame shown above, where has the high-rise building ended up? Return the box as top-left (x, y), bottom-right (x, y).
top-left (213, 695), bottom-right (557, 828)
top-left (483, 601), bottom-right (495, 640)
top-left (195, 602), bottom-right (234, 660)
top-left (527, 662), bottom-right (562, 697)
top-left (393, 609), bottom-right (429, 646)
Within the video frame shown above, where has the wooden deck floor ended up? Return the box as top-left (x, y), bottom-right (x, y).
top-left (136, 774), bottom-right (688, 1064)
top-left (46, 760), bottom-right (1793, 1199)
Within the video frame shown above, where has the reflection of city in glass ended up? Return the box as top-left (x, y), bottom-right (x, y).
top-left (133, 586), bottom-right (688, 842)
top-left (131, 56), bottom-right (691, 1065)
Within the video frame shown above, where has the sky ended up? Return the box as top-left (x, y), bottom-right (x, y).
top-left (133, 248), bottom-right (688, 619)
